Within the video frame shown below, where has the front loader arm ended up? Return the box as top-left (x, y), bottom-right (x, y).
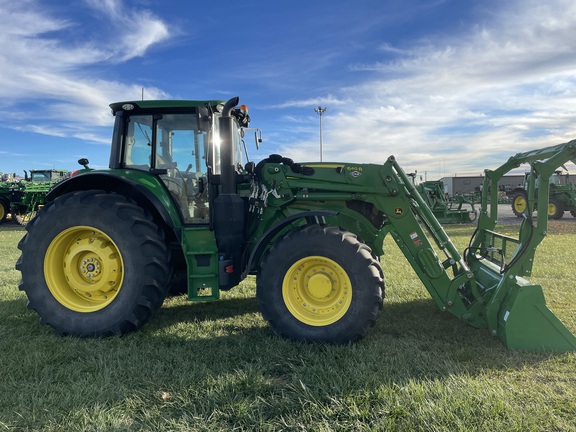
top-left (256, 155), bottom-right (495, 329)
top-left (372, 156), bottom-right (486, 327)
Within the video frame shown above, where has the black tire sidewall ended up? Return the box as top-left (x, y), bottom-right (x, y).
top-left (548, 198), bottom-right (564, 219)
top-left (0, 200), bottom-right (7, 224)
top-left (19, 191), bottom-right (169, 336)
top-left (511, 192), bottom-right (528, 217)
top-left (257, 226), bottom-right (382, 343)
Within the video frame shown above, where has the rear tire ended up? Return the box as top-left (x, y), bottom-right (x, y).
top-left (548, 199), bottom-right (564, 219)
top-left (0, 200), bottom-right (7, 224)
top-left (16, 190), bottom-right (171, 337)
top-left (256, 225), bottom-right (384, 343)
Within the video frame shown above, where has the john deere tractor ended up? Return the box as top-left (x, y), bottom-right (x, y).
top-left (16, 97), bottom-right (576, 351)
top-left (1, 169), bottom-right (69, 225)
top-left (0, 179), bottom-right (21, 224)
top-left (510, 170), bottom-right (576, 219)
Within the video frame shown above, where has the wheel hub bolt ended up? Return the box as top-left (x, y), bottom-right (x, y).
top-left (80, 258), bottom-right (101, 277)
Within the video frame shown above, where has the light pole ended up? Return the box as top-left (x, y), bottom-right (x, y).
top-left (314, 106), bottom-right (327, 161)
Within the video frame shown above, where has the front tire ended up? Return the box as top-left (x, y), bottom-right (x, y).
top-left (511, 191), bottom-right (528, 217)
top-left (16, 190), bottom-right (171, 337)
top-left (256, 225), bottom-right (384, 343)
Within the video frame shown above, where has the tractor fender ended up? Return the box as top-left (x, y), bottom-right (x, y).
top-left (46, 172), bottom-right (177, 231)
top-left (243, 210), bottom-right (339, 277)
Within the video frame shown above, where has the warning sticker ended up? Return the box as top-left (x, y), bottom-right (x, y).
top-left (409, 231), bottom-right (422, 247)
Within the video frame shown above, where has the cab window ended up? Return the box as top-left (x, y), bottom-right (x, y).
top-left (123, 113), bottom-right (210, 224)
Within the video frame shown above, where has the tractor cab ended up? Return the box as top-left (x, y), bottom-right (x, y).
top-left (26, 169), bottom-right (68, 183)
top-left (108, 100), bottom-right (252, 224)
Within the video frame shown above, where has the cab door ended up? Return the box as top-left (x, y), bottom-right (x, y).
top-left (153, 114), bottom-right (207, 224)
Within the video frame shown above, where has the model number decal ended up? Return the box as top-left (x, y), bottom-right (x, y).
top-left (347, 166), bottom-right (363, 178)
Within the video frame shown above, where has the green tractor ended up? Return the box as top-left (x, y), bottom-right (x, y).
top-left (0, 179), bottom-right (21, 224)
top-left (15, 97), bottom-right (576, 351)
top-left (510, 170), bottom-right (576, 219)
top-left (10, 169), bottom-right (68, 225)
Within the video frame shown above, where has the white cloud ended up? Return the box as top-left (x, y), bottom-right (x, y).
top-left (275, 95), bottom-right (348, 109)
top-left (86, 0), bottom-right (169, 61)
top-left (0, 0), bottom-right (171, 142)
top-left (284, 0), bottom-right (576, 176)
top-left (2, 0), bottom-right (576, 178)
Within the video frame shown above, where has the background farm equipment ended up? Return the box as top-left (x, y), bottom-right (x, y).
top-left (510, 170), bottom-right (576, 219)
top-left (10, 182), bottom-right (52, 225)
top-left (15, 97), bottom-right (576, 351)
top-left (5, 169), bottom-right (68, 225)
top-left (0, 180), bottom-right (22, 224)
top-left (548, 180), bottom-right (576, 218)
top-left (409, 176), bottom-right (477, 223)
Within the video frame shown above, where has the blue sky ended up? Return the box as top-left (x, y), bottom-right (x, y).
top-left (1, 0), bottom-right (576, 179)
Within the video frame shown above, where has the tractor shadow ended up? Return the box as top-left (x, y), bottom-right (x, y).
top-left (370, 298), bottom-right (573, 375)
top-left (147, 295), bottom-right (568, 378)
top-left (1, 294), bottom-right (570, 431)
top-left (2, 294), bottom-right (568, 390)
top-left (156, 295), bottom-right (262, 325)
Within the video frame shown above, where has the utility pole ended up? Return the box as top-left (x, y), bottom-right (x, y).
top-left (314, 106), bottom-right (327, 161)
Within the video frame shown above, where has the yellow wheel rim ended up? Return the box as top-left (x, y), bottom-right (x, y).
top-left (282, 256), bottom-right (352, 326)
top-left (513, 196), bottom-right (527, 213)
top-left (548, 203), bottom-right (556, 216)
top-left (44, 226), bottom-right (124, 312)
top-left (0, 204), bottom-right (5, 220)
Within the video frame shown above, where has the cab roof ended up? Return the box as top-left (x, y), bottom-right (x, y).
top-left (109, 100), bottom-right (225, 115)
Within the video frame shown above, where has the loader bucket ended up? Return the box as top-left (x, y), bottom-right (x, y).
top-left (495, 279), bottom-right (576, 351)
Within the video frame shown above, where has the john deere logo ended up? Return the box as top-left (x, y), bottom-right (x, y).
top-left (350, 171), bottom-right (362, 177)
top-left (394, 207), bottom-right (403, 215)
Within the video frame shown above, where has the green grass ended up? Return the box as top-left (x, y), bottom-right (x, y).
top-left (0, 221), bottom-right (575, 431)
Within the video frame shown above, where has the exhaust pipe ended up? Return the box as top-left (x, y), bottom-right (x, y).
top-left (213, 97), bottom-right (245, 289)
top-left (219, 96), bottom-right (240, 194)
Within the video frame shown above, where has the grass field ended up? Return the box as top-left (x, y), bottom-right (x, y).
top-left (0, 221), bottom-right (575, 431)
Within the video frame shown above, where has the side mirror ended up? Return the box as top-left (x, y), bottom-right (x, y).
top-left (240, 127), bottom-right (263, 150)
top-left (254, 130), bottom-right (262, 149)
top-left (78, 158), bottom-right (90, 169)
